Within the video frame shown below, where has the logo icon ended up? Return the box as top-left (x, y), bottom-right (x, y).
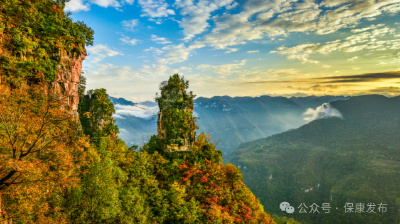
top-left (280, 202), bottom-right (295, 214)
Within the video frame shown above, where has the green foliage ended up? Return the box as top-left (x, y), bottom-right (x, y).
top-left (0, 0), bottom-right (94, 83)
top-left (156, 74), bottom-right (198, 151)
top-left (271, 214), bottom-right (303, 224)
top-left (78, 88), bottom-right (119, 140)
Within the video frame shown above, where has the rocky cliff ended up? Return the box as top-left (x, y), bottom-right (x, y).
top-left (50, 49), bottom-right (87, 118)
top-left (0, 0), bottom-right (93, 118)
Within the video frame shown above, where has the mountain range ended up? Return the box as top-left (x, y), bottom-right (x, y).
top-left (225, 95), bottom-right (400, 224)
top-left (110, 95), bottom-right (349, 158)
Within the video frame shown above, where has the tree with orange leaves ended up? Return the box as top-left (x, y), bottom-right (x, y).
top-left (0, 81), bottom-right (89, 223)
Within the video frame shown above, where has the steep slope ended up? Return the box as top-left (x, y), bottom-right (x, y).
top-left (226, 95), bottom-right (400, 224)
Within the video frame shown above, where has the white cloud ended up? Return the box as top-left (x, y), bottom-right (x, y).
top-left (86, 44), bottom-right (123, 63)
top-left (351, 24), bottom-right (385, 33)
top-left (287, 54), bottom-right (320, 64)
top-left (247, 50), bottom-right (259, 53)
top-left (148, 18), bottom-right (164, 24)
top-left (304, 103), bottom-right (343, 121)
top-left (195, 0), bottom-right (400, 51)
top-left (270, 25), bottom-right (399, 63)
top-left (65, 0), bottom-right (90, 11)
top-left (196, 59), bottom-right (246, 75)
top-left (138, 64), bottom-right (171, 76)
top-left (120, 36), bottom-right (139, 45)
top-left (151, 34), bottom-right (171, 44)
top-left (123, 0), bottom-right (135, 4)
top-left (226, 1), bottom-right (238, 9)
top-left (155, 41), bottom-right (206, 64)
top-left (175, 0), bottom-right (235, 41)
top-left (112, 114), bottom-right (125, 119)
top-left (347, 56), bottom-right (359, 61)
top-left (144, 47), bottom-right (164, 54)
top-left (90, 0), bottom-right (121, 8)
top-left (121, 19), bottom-right (139, 31)
top-left (114, 104), bottom-right (159, 119)
top-left (138, 0), bottom-right (175, 18)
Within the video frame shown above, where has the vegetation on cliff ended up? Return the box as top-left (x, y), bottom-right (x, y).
top-left (156, 74), bottom-right (198, 152)
top-left (0, 0), bottom-right (93, 84)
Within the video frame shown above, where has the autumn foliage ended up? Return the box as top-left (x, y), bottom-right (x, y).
top-left (0, 81), bottom-right (89, 223)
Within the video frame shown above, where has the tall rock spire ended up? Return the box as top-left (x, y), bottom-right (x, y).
top-left (156, 74), bottom-right (197, 152)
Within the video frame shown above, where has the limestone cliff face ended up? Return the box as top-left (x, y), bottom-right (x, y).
top-left (50, 49), bottom-right (87, 118)
top-left (0, 28), bottom-right (86, 118)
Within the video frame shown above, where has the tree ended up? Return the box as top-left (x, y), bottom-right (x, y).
top-left (78, 88), bottom-right (119, 141)
top-left (0, 81), bottom-right (88, 223)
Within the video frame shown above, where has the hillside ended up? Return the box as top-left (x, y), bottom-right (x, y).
top-left (111, 95), bottom-right (349, 156)
top-left (226, 95), bottom-right (400, 224)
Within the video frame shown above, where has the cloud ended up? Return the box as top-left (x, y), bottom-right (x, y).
top-left (226, 2), bottom-right (238, 9)
top-left (66, 0), bottom-right (134, 11)
top-left (270, 25), bottom-right (398, 63)
top-left (155, 41), bottom-right (206, 64)
top-left (195, 0), bottom-right (400, 51)
top-left (65, 0), bottom-right (90, 11)
top-left (121, 19), bottom-right (139, 31)
top-left (138, 0), bottom-right (175, 18)
top-left (286, 54), bottom-right (320, 64)
top-left (247, 50), bottom-right (259, 53)
top-left (120, 35), bottom-right (139, 45)
top-left (112, 114), bottom-right (126, 119)
top-left (196, 60), bottom-right (247, 75)
top-left (288, 84), bottom-right (340, 92)
top-left (144, 47), bottom-right (164, 54)
top-left (138, 64), bottom-right (171, 77)
top-left (86, 44), bottom-right (123, 63)
top-left (151, 34), bottom-right (171, 44)
top-left (240, 69), bottom-right (309, 83)
top-left (315, 71), bottom-right (400, 83)
top-left (304, 103), bottom-right (343, 121)
top-left (347, 56), bottom-right (359, 61)
top-left (90, 0), bottom-right (121, 8)
top-left (114, 104), bottom-right (159, 119)
top-left (175, 0), bottom-right (235, 41)
top-left (351, 24), bottom-right (385, 33)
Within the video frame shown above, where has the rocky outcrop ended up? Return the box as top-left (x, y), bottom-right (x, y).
top-left (50, 49), bottom-right (87, 118)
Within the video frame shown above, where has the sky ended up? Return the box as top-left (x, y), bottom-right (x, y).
top-left (65, 0), bottom-right (400, 102)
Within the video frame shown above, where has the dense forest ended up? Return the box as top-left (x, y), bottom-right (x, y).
top-left (226, 95), bottom-right (400, 224)
top-left (0, 0), bottom-right (286, 223)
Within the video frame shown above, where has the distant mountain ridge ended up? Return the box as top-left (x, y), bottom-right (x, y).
top-left (225, 94), bottom-right (400, 224)
top-left (110, 95), bottom-right (349, 157)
